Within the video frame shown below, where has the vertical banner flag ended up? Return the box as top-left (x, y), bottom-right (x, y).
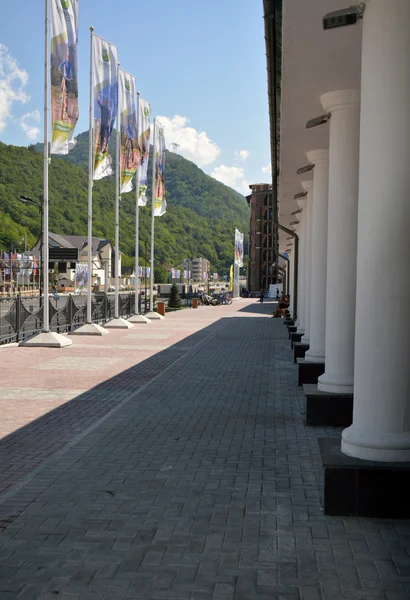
top-left (50, 0), bottom-right (79, 154)
top-left (138, 98), bottom-right (151, 206)
top-left (119, 70), bottom-right (138, 194)
top-left (75, 263), bottom-right (88, 287)
top-left (93, 35), bottom-right (118, 180)
top-left (153, 121), bottom-right (166, 216)
top-left (235, 229), bottom-right (244, 267)
top-left (229, 264), bottom-right (234, 292)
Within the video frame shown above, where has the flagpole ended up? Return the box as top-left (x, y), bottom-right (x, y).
top-left (135, 91), bottom-right (140, 315)
top-left (43, 0), bottom-right (50, 333)
top-left (21, 0), bottom-right (72, 345)
top-left (87, 27), bottom-right (94, 323)
top-left (115, 63), bottom-right (120, 319)
top-left (150, 119), bottom-right (156, 312)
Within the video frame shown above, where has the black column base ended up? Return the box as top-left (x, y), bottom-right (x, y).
top-left (319, 437), bottom-right (410, 518)
top-left (288, 325), bottom-right (297, 339)
top-left (293, 342), bottom-right (309, 363)
top-left (290, 331), bottom-right (303, 348)
top-left (297, 358), bottom-right (325, 386)
top-left (303, 384), bottom-right (353, 426)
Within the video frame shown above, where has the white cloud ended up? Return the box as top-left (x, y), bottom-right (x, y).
top-left (0, 44), bottom-right (30, 133)
top-left (262, 162), bottom-right (272, 176)
top-left (157, 114), bottom-right (221, 166)
top-left (235, 149), bottom-right (250, 162)
top-left (20, 110), bottom-right (41, 141)
top-left (211, 164), bottom-right (250, 195)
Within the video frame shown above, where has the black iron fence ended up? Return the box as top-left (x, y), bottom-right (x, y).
top-left (0, 293), bottom-right (138, 346)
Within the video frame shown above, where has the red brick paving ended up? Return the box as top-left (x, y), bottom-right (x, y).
top-left (0, 302), bottom-right (254, 502)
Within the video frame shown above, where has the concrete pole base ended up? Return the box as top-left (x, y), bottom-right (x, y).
top-left (19, 331), bottom-right (73, 348)
top-left (70, 323), bottom-right (109, 336)
top-left (128, 314), bottom-right (151, 324)
top-left (104, 318), bottom-right (134, 329)
top-left (145, 311), bottom-right (165, 320)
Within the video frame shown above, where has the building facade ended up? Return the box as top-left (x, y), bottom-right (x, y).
top-left (33, 233), bottom-right (120, 290)
top-left (183, 257), bottom-right (210, 282)
top-left (246, 183), bottom-right (274, 292)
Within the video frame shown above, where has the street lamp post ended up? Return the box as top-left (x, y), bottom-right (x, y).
top-left (19, 196), bottom-right (43, 299)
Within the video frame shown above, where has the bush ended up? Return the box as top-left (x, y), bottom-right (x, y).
top-left (168, 282), bottom-right (182, 309)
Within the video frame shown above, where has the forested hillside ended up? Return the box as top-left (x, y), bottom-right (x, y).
top-left (0, 132), bottom-right (248, 275)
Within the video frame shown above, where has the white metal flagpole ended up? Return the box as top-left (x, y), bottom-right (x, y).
top-left (43, 0), bottom-right (50, 333)
top-left (135, 91), bottom-right (140, 315)
top-left (115, 63), bottom-right (121, 319)
top-left (150, 119), bottom-right (156, 312)
top-left (87, 27), bottom-right (94, 323)
top-left (22, 0), bottom-right (72, 345)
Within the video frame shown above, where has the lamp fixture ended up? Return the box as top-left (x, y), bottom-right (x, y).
top-left (296, 164), bottom-right (314, 175)
top-left (306, 113), bottom-right (331, 129)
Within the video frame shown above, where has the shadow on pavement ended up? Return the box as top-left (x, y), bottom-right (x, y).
top-left (238, 300), bottom-right (277, 315)
top-left (0, 317), bottom-right (232, 528)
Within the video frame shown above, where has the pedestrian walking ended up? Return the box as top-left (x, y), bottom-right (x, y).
top-left (259, 288), bottom-right (264, 303)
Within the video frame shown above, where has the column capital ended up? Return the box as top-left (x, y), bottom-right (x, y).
top-left (307, 149), bottom-right (328, 165)
top-left (321, 89), bottom-right (360, 113)
top-left (301, 180), bottom-right (313, 193)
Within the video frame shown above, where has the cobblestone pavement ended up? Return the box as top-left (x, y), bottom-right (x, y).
top-left (1, 303), bottom-right (410, 599)
top-left (0, 303), bottom-right (246, 501)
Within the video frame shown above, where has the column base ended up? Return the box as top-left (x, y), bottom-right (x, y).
top-left (303, 384), bottom-right (352, 426)
top-left (301, 334), bottom-right (310, 344)
top-left (145, 311), bottom-right (165, 320)
top-left (104, 318), bottom-right (134, 329)
top-left (319, 437), bottom-right (410, 518)
top-left (19, 331), bottom-right (72, 348)
top-left (290, 331), bottom-right (303, 348)
top-left (128, 314), bottom-right (152, 324)
top-left (284, 318), bottom-right (294, 326)
top-left (296, 327), bottom-right (305, 335)
top-left (318, 372), bottom-right (353, 394)
top-left (293, 342), bottom-right (309, 363)
top-left (305, 349), bottom-right (325, 363)
top-left (287, 325), bottom-right (297, 339)
top-left (297, 358), bottom-right (325, 386)
top-left (342, 425), bottom-right (410, 462)
top-left (70, 323), bottom-right (109, 336)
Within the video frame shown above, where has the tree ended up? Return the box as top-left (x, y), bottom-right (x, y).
top-left (168, 282), bottom-right (182, 309)
top-left (155, 263), bottom-right (169, 284)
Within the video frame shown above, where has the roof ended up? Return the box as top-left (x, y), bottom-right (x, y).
top-left (32, 233), bottom-right (114, 255)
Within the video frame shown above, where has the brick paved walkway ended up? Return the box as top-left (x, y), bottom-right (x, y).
top-left (1, 302), bottom-right (410, 599)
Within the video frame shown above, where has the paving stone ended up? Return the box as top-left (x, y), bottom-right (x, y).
top-left (0, 302), bottom-right (408, 600)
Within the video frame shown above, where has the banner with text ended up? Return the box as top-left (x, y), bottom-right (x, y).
top-left (235, 228), bottom-right (244, 267)
top-left (153, 120), bottom-right (166, 216)
top-left (119, 70), bottom-right (138, 194)
top-left (93, 34), bottom-right (118, 180)
top-left (50, 0), bottom-right (79, 154)
top-left (137, 98), bottom-right (151, 206)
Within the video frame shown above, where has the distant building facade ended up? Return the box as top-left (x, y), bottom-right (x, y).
top-left (246, 183), bottom-right (274, 292)
top-left (183, 257), bottom-right (210, 282)
top-left (32, 233), bottom-right (120, 289)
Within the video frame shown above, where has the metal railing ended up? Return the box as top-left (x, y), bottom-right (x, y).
top-left (0, 292), bottom-right (138, 346)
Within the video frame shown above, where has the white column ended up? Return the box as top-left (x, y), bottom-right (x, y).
top-left (304, 150), bottom-right (329, 362)
top-left (295, 197), bottom-right (306, 332)
top-left (342, 0), bottom-right (410, 462)
top-left (318, 91), bottom-right (360, 394)
top-left (288, 244), bottom-right (294, 317)
top-left (301, 182), bottom-right (313, 343)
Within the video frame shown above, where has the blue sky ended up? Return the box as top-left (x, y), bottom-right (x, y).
top-left (0, 0), bottom-right (272, 194)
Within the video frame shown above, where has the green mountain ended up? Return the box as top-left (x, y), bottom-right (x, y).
top-left (0, 131), bottom-right (249, 277)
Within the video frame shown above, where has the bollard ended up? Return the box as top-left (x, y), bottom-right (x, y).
top-left (157, 302), bottom-right (166, 316)
top-left (192, 298), bottom-right (198, 309)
